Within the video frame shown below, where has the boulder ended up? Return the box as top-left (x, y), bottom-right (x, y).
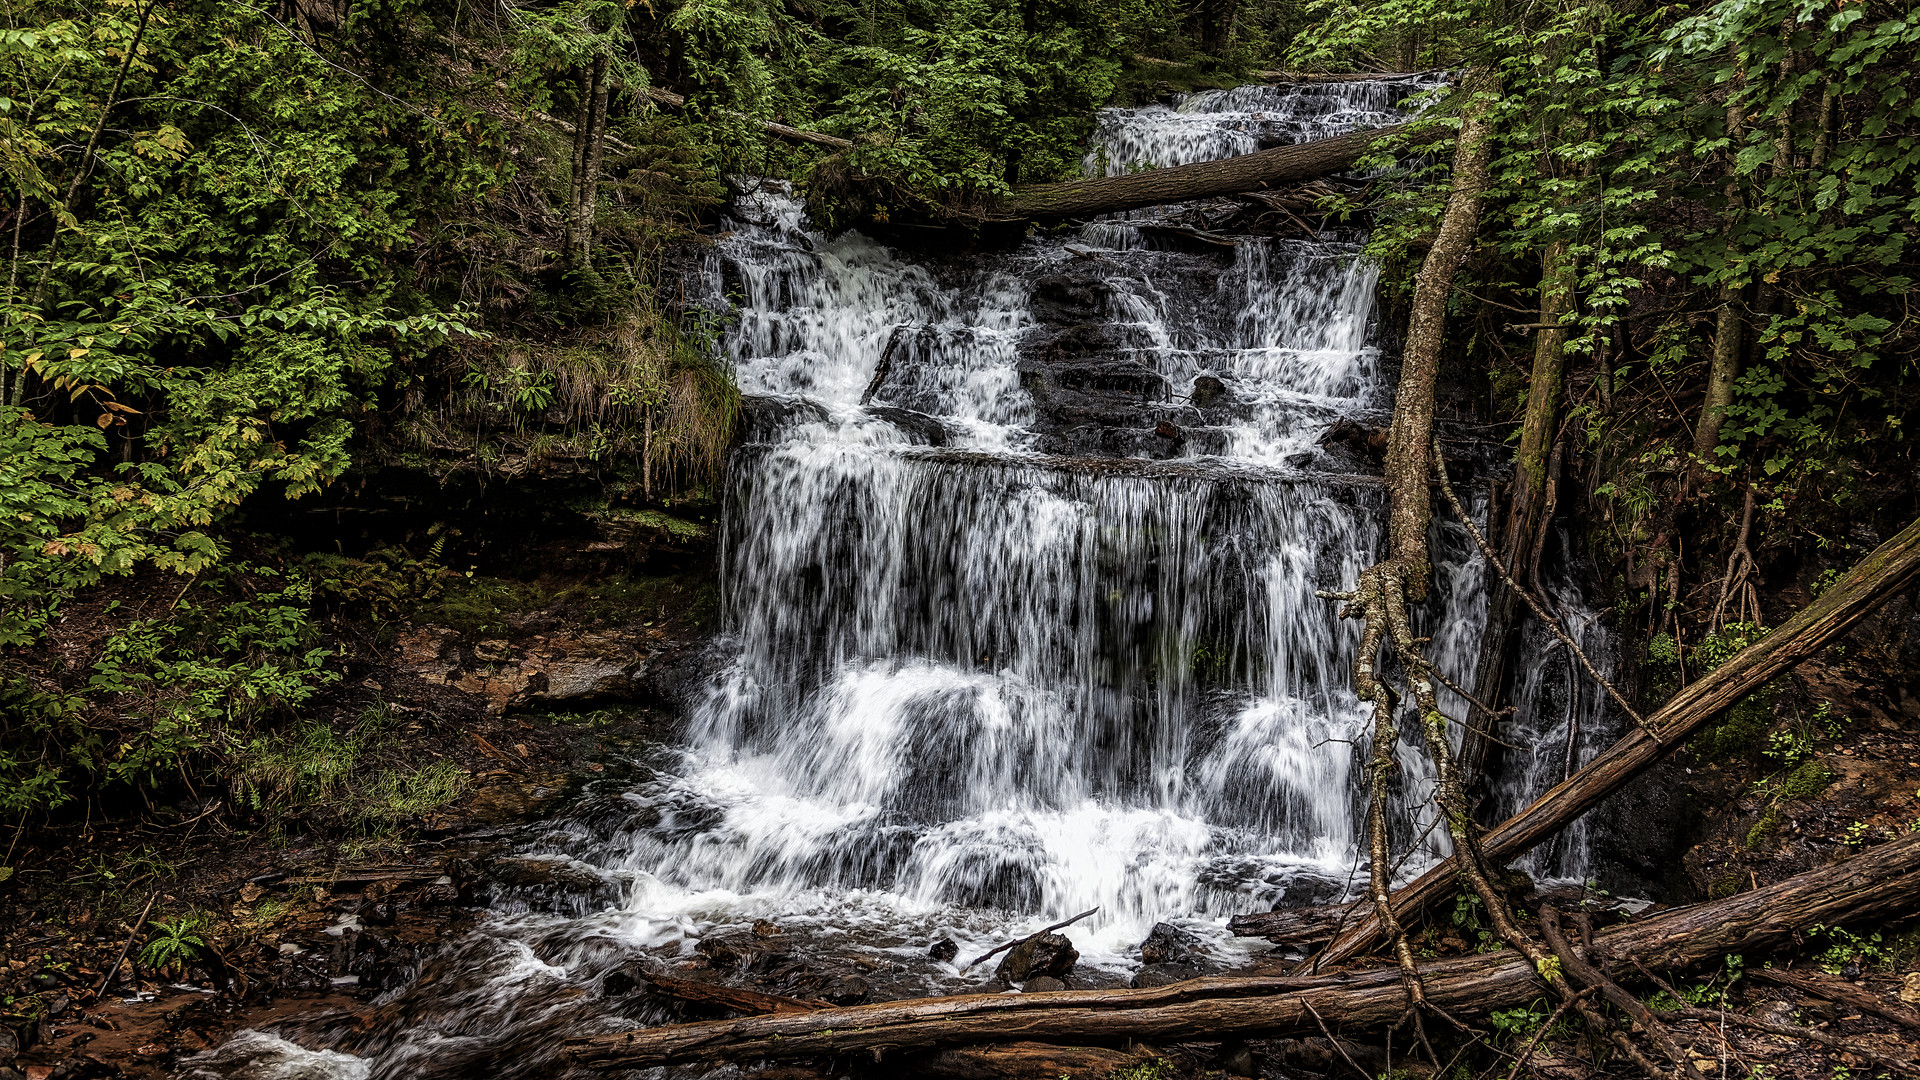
top-left (928, 938), bottom-right (959, 962)
top-left (1021, 975), bottom-right (1068, 992)
top-left (994, 931), bottom-right (1078, 984)
top-left (1138, 921), bottom-right (1203, 966)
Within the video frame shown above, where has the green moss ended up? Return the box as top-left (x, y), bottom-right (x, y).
top-left (1743, 806), bottom-right (1784, 851)
top-left (1775, 759), bottom-right (1835, 800)
top-left (1690, 689), bottom-right (1778, 762)
top-left (1709, 872), bottom-right (1746, 900)
top-left (425, 572), bottom-right (719, 637)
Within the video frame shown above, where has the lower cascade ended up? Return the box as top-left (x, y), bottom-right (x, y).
top-left (191, 76), bottom-right (1618, 1079)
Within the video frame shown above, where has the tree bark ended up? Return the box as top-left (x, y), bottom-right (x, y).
top-left (1382, 69), bottom-right (1499, 587)
top-left (997, 124), bottom-right (1405, 220)
top-left (642, 86), bottom-right (854, 150)
top-left (1308, 510), bottom-right (1920, 967)
top-left (1463, 239), bottom-right (1573, 785)
top-left (565, 831), bottom-right (1920, 1069)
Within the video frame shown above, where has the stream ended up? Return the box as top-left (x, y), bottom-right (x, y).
top-left (186, 74), bottom-right (1621, 1079)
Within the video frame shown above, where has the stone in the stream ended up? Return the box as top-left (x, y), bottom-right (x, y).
top-left (819, 975), bottom-right (872, 1005)
top-left (1131, 962), bottom-right (1202, 988)
top-left (751, 919), bottom-right (782, 938)
top-left (928, 937), bottom-right (958, 962)
top-left (1138, 921), bottom-right (1203, 965)
top-left (994, 931), bottom-right (1078, 984)
top-left (1021, 975), bottom-right (1068, 992)
top-left (1190, 374), bottom-right (1228, 407)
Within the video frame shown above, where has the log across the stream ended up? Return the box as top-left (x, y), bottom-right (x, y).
top-left (1304, 512), bottom-right (1920, 966)
top-left (996, 124), bottom-right (1405, 219)
top-left (564, 830), bottom-right (1920, 1069)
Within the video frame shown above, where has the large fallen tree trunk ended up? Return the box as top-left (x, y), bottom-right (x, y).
top-left (565, 830), bottom-right (1920, 1069)
top-left (997, 124), bottom-right (1404, 219)
top-left (1305, 511), bottom-right (1920, 967)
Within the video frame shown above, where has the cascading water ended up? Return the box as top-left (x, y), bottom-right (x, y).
top-left (189, 77), bottom-right (1620, 1080)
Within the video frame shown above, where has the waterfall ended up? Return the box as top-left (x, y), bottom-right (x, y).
top-left (620, 75), bottom-right (1480, 962)
top-left (188, 76), bottom-right (1622, 1080)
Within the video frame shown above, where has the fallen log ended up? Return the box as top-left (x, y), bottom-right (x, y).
top-left (564, 831), bottom-right (1920, 1069)
top-left (1226, 901), bottom-right (1363, 946)
top-left (998, 124), bottom-right (1405, 220)
top-left (912, 1041), bottom-right (1161, 1079)
top-left (1309, 512), bottom-right (1920, 969)
top-left (642, 86), bottom-right (854, 151)
top-left (642, 972), bottom-right (825, 1015)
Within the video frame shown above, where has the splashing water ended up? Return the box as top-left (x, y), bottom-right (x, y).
top-left (192, 77), bottom-right (1618, 1078)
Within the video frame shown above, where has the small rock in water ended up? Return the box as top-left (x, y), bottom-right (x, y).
top-left (1021, 975), bottom-right (1068, 992)
top-left (995, 932), bottom-right (1078, 984)
top-left (1131, 962), bottom-right (1202, 989)
top-left (751, 919), bottom-right (782, 938)
top-left (1154, 421), bottom-right (1182, 441)
top-left (1285, 451), bottom-right (1316, 469)
top-left (820, 975), bottom-right (871, 1005)
top-left (928, 938), bottom-right (959, 962)
top-left (1138, 921), bottom-right (1203, 966)
top-left (1190, 375), bottom-right (1228, 407)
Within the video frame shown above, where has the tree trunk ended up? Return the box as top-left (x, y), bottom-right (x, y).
top-left (563, 54), bottom-right (609, 266)
top-left (1691, 283), bottom-right (1742, 481)
top-left (566, 831), bottom-right (1920, 1069)
top-left (1463, 239), bottom-right (1573, 785)
top-left (1308, 510), bottom-right (1920, 967)
top-left (997, 124), bottom-right (1405, 219)
top-left (1381, 69), bottom-right (1499, 588)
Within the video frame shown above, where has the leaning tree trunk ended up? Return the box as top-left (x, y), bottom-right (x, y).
top-left (997, 124), bottom-right (1405, 219)
top-left (1382, 67), bottom-right (1499, 587)
top-left (562, 54), bottom-right (609, 266)
top-left (1308, 510), bottom-right (1920, 966)
top-left (565, 831), bottom-right (1920, 1069)
top-left (1462, 237), bottom-right (1574, 786)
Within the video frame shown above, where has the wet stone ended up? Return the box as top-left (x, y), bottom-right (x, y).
top-left (928, 938), bottom-right (959, 962)
top-left (1021, 975), bottom-right (1068, 992)
top-left (994, 932), bottom-right (1078, 984)
top-left (1138, 921), bottom-right (1203, 965)
top-left (1131, 962), bottom-right (1203, 988)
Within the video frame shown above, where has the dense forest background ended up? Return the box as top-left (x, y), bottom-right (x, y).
top-left (4, 0), bottom-right (1920, 892)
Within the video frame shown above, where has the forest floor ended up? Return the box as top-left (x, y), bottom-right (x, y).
top-left (6, 555), bottom-right (1920, 1078)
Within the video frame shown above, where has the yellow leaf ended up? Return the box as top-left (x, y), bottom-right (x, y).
top-left (68, 347), bottom-right (88, 359)
top-left (96, 413), bottom-right (113, 427)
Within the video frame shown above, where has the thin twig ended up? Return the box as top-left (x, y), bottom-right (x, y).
top-left (1432, 436), bottom-right (1649, 731)
top-left (1306, 1000), bottom-right (1374, 1080)
top-left (93, 891), bottom-right (158, 1002)
top-left (960, 908), bottom-right (1099, 972)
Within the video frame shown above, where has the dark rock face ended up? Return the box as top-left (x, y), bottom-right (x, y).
top-left (994, 931), bottom-right (1078, 984)
top-left (1020, 975), bottom-right (1068, 992)
top-left (1138, 921), bottom-right (1203, 966)
top-left (818, 974), bottom-right (872, 1004)
top-left (928, 937), bottom-right (959, 962)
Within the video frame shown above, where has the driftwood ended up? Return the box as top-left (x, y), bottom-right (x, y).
top-left (564, 831), bottom-right (1920, 1069)
top-left (998, 124), bottom-right (1405, 219)
top-left (1310, 512), bottom-right (1920, 968)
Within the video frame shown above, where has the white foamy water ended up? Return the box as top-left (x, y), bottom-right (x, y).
top-left (193, 75), bottom-right (1616, 1079)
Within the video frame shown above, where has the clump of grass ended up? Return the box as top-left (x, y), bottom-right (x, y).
top-left (232, 706), bottom-right (468, 836)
